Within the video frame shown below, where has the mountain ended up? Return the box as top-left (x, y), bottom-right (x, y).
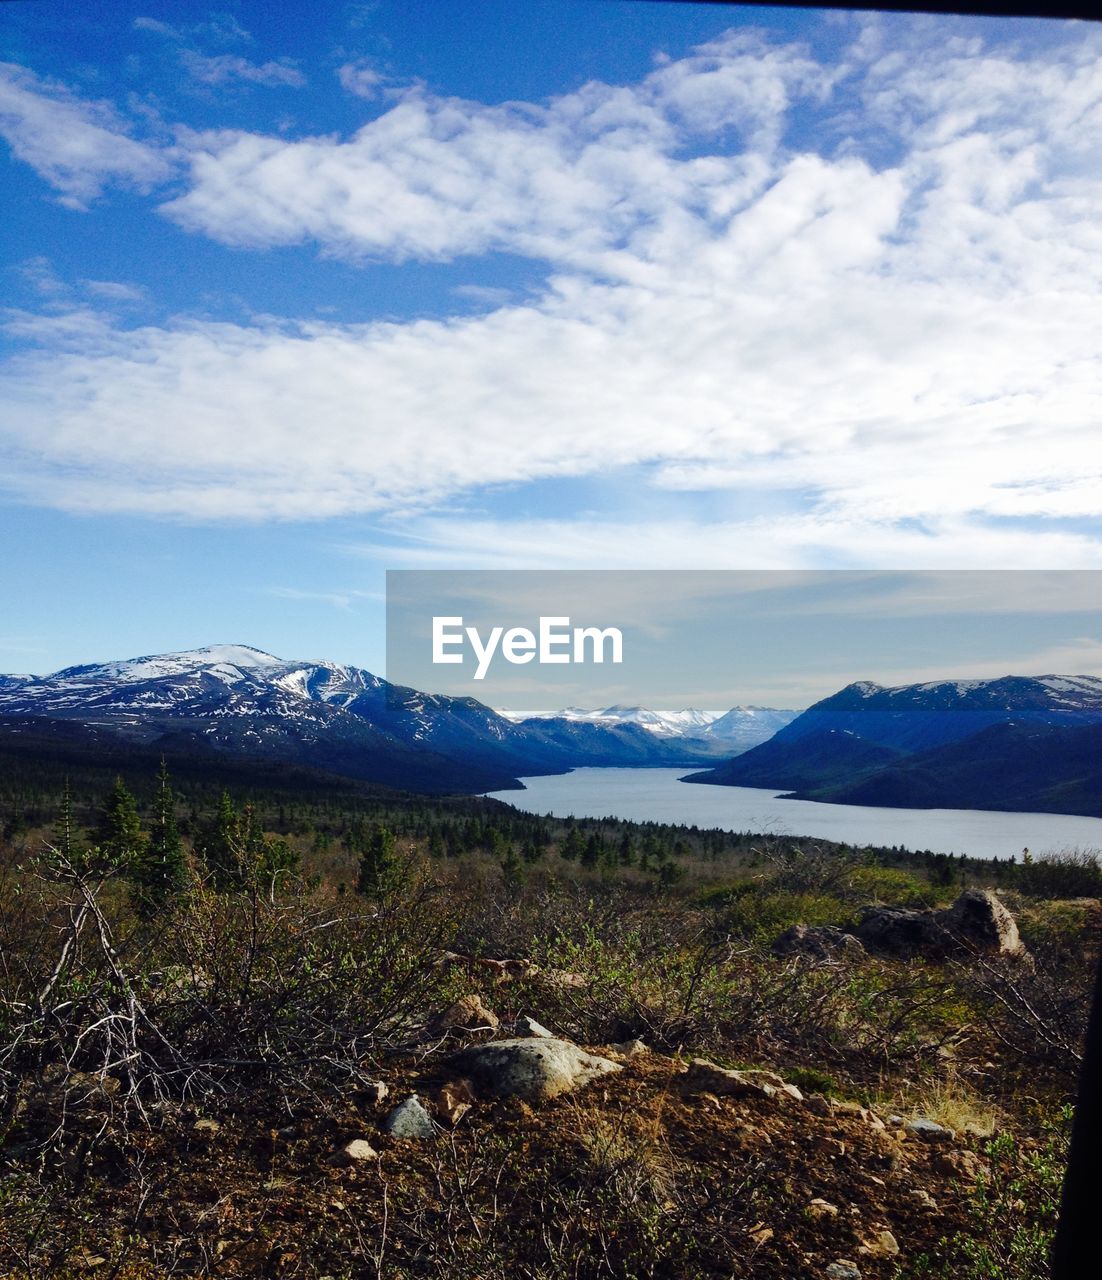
top-left (509, 703), bottom-right (799, 753)
top-left (792, 720), bottom-right (1102, 817)
top-left (0, 645), bottom-right (719, 794)
top-left (684, 674), bottom-right (1102, 817)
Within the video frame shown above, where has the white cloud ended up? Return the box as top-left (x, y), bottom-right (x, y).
top-left (0, 23), bottom-right (1100, 571)
top-left (180, 50), bottom-right (306, 89)
top-left (337, 58), bottom-right (386, 99)
top-left (160, 30), bottom-right (821, 264)
top-left (80, 279), bottom-right (149, 304)
top-left (0, 62), bottom-right (171, 206)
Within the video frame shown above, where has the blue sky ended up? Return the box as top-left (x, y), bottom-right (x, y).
top-left (1, 2), bottom-right (1100, 683)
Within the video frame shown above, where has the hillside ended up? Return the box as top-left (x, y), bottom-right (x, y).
top-left (687, 675), bottom-right (1102, 817)
top-left (0, 645), bottom-right (725, 794)
top-left (0, 759), bottom-right (1087, 1280)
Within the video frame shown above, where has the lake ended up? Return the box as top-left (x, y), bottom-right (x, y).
top-left (485, 767), bottom-right (1102, 862)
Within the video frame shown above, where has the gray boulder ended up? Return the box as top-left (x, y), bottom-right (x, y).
top-left (855, 889), bottom-right (1026, 959)
top-left (449, 1037), bottom-right (621, 1103)
top-left (381, 1095), bottom-right (436, 1140)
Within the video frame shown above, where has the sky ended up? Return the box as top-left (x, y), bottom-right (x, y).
top-left (1, 1), bottom-right (1100, 690)
top-left (386, 569), bottom-right (1102, 710)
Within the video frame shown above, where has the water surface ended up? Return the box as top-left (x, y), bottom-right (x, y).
top-left (486, 767), bottom-right (1102, 861)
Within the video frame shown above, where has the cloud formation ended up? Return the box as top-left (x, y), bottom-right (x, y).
top-left (0, 62), bottom-right (170, 206)
top-left (0, 22), bottom-right (1099, 569)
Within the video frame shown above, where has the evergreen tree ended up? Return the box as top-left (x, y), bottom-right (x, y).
top-left (560, 828), bottom-right (586, 861)
top-left (50, 779), bottom-right (85, 870)
top-left (131, 759), bottom-right (188, 911)
top-left (617, 830), bottom-right (636, 867)
top-left (196, 790), bottom-right (242, 887)
top-left (500, 842), bottom-right (524, 887)
top-left (581, 832), bottom-right (603, 868)
top-left (95, 775), bottom-right (145, 871)
top-left (355, 823), bottom-right (399, 899)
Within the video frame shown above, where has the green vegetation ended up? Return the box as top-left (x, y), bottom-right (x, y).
top-left (0, 749), bottom-right (1095, 1278)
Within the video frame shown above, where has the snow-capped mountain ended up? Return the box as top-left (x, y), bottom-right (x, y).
top-left (508, 702), bottom-right (798, 750)
top-left (686, 674), bottom-right (1102, 817)
top-left (0, 645), bottom-right (726, 792)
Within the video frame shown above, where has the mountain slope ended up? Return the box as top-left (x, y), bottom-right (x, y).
top-left (0, 645), bottom-right (719, 793)
top-left (792, 719), bottom-right (1102, 817)
top-left (685, 674), bottom-right (1102, 816)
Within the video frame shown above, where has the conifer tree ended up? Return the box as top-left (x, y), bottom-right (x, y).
top-left (354, 822), bottom-right (399, 899)
top-left (131, 759), bottom-right (188, 911)
top-left (196, 790), bottom-right (242, 887)
top-left (96, 775), bottom-right (145, 872)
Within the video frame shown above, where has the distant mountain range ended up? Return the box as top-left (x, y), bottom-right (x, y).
top-left (506, 703), bottom-right (798, 751)
top-left (684, 675), bottom-right (1102, 817)
top-left (0, 645), bottom-right (772, 794)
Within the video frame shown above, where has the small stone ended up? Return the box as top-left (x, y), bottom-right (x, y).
top-left (334, 1138), bottom-right (377, 1165)
top-left (906, 1117), bottom-right (954, 1143)
top-left (808, 1198), bottom-right (839, 1218)
top-left (358, 1081), bottom-right (389, 1105)
top-left (381, 1095), bottom-right (436, 1140)
top-left (434, 1079), bottom-right (477, 1126)
top-left (516, 1015), bottom-right (555, 1038)
top-left (608, 1038), bottom-right (649, 1057)
top-left (860, 1230), bottom-right (900, 1259)
top-left (825, 1263), bottom-right (862, 1280)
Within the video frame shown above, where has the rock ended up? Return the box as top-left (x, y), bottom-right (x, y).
top-left (608, 1038), bottom-right (649, 1058)
top-left (909, 1188), bottom-right (938, 1211)
top-left (429, 993), bottom-right (500, 1036)
top-left (832, 1100), bottom-right (884, 1128)
top-left (358, 1081), bottom-right (389, 1106)
top-left (905, 1117), bottom-right (954, 1143)
top-left (855, 906), bottom-right (949, 958)
top-left (684, 1059), bottom-right (802, 1101)
top-left (516, 1015), bottom-right (555, 1038)
top-left (860, 1229), bottom-right (900, 1259)
top-left (943, 888), bottom-right (1025, 957)
top-left (450, 1037), bottom-right (620, 1103)
top-left (772, 924), bottom-right (866, 961)
top-left (804, 1092), bottom-right (833, 1117)
top-left (381, 1095), bottom-right (435, 1140)
top-left (334, 1137), bottom-right (377, 1164)
top-left (855, 889), bottom-right (1026, 960)
top-left (807, 1198), bottom-right (839, 1218)
top-left (434, 1079), bottom-right (477, 1126)
top-left (685, 1059), bottom-right (774, 1099)
top-left (825, 1262), bottom-right (861, 1280)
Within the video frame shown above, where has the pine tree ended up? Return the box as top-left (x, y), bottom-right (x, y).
top-left (500, 842), bottom-right (524, 886)
top-left (50, 779), bottom-right (85, 870)
top-left (560, 828), bottom-right (586, 861)
top-left (95, 775), bottom-right (145, 872)
top-left (355, 823), bottom-right (399, 899)
top-left (131, 759), bottom-right (188, 911)
top-left (196, 790), bottom-right (242, 887)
